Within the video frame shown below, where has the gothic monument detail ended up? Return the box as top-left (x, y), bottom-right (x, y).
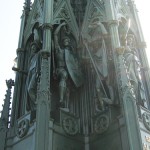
top-left (0, 0), bottom-right (150, 150)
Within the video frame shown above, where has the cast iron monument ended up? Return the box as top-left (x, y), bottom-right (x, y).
top-left (1, 0), bottom-right (150, 150)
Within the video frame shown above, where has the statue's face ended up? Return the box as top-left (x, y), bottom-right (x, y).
top-left (31, 45), bottom-right (37, 54)
top-left (63, 38), bottom-right (70, 46)
top-left (127, 37), bottom-right (133, 47)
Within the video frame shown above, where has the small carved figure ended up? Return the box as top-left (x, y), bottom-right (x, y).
top-left (26, 28), bottom-right (42, 111)
top-left (124, 34), bottom-right (147, 107)
top-left (84, 18), bottom-right (113, 111)
top-left (54, 22), bottom-right (83, 108)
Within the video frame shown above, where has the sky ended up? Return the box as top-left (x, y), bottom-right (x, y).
top-left (0, 0), bottom-right (150, 112)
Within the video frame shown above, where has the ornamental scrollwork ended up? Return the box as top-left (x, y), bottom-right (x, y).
top-left (16, 119), bottom-right (29, 138)
top-left (62, 117), bottom-right (78, 135)
top-left (94, 115), bottom-right (109, 134)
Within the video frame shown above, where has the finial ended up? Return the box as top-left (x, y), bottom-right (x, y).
top-left (24, 0), bottom-right (32, 14)
top-left (6, 79), bottom-right (14, 89)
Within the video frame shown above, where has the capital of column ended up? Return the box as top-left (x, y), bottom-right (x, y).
top-left (108, 20), bottom-right (119, 27)
top-left (138, 42), bottom-right (147, 49)
top-left (6, 79), bottom-right (15, 89)
top-left (42, 23), bottom-right (53, 30)
top-left (40, 50), bottom-right (50, 59)
top-left (116, 47), bottom-right (125, 55)
top-left (16, 48), bottom-right (24, 54)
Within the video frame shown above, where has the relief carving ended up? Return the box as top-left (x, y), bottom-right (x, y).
top-left (83, 17), bottom-right (113, 111)
top-left (94, 114), bottom-right (109, 134)
top-left (62, 117), bottom-right (78, 135)
top-left (15, 119), bottom-right (29, 138)
top-left (53, 21), bottom-right (83, 109)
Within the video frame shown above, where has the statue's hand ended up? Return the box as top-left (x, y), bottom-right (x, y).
top-left (83, 37), bottom-right (88, 43)
top-left (61, 21), bottom-right (67, 26)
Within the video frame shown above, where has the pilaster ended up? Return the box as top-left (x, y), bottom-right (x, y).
top-left (129, 1), bottom-right (150, 107)
top-left (11, 48), bottom-right (25, 126)
top-left (34, 0), bottom-right (53, 150)
top-left (11, 1), bottom-right (31, 126)
top-left (105, 0), bottom-right (143, 149)
top-left (35, 51), bottom-right (51, 150)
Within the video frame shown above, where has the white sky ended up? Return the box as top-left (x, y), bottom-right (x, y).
top-left (0, 0), bottom-right (150, 112)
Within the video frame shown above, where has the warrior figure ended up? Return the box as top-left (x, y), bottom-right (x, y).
top-left (84, 18), bottom-right (113, 111)
top-left (54, 22), bottom-right (83, 108)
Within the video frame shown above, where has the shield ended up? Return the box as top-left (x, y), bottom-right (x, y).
top-left (65, 48), bottom-right (84, 87)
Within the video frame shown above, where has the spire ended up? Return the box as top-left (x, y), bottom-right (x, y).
top-left (24, 0), bottom-right (32, 14)
top-left (0, 79), bottom-right (14, 150)
top-left (1, 79), bottom-right (14, 125)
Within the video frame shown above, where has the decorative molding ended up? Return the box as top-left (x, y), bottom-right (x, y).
top-left (42, 23), bottom-right (53, 30)
top-left (108, 20), bottom-right (119, 26)
top-left (16, 48), bottom-right (24, 54)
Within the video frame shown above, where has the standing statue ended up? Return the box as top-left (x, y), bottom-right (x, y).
top-left (84, 18), bottom-right (113, 111)
top-left (124, 34), bottom-right (147, 107)
top-left (54, 22), bottom-right (84, 108)
top-left (26, 27), bottom-right (42, 111)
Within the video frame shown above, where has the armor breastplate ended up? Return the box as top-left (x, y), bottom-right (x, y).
top-left (56, 48), bottom-right (65, 67)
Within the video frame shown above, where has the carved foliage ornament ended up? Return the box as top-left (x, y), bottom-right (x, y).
top-left (16, 119), bottom-right (29, 138)
top-left (94, 115), bottom-right (109, 134)
top-left (143, 112), bottom-right (150, 131)
top-left (62, 117), bottom-right (78, 135)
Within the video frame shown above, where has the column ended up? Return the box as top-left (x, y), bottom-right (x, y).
top-left (10, 1), bottom-right (30, 126)
top-left (105, 0), bottom-right (143, 149)
top-left (10, 48), bottom-right (24, 126)
top-left (129, 1), bottom-right (150, 106)
top-left (34, 0), bottom-right (53, 150)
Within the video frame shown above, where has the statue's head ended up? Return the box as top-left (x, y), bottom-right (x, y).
top-left (62, 36), bottom-right (70, 47)
top-left (89, 17), bottom-right (101, 28)
top-left (30, 41), bottom-right (41, 54)
top-left (126, 34), bottom-right (135, 47)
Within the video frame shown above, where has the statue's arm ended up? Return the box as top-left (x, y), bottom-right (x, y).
top-left (85, 22), bottom-right (108, 43)
top-left (54, 22), bottom-right (67, 49)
